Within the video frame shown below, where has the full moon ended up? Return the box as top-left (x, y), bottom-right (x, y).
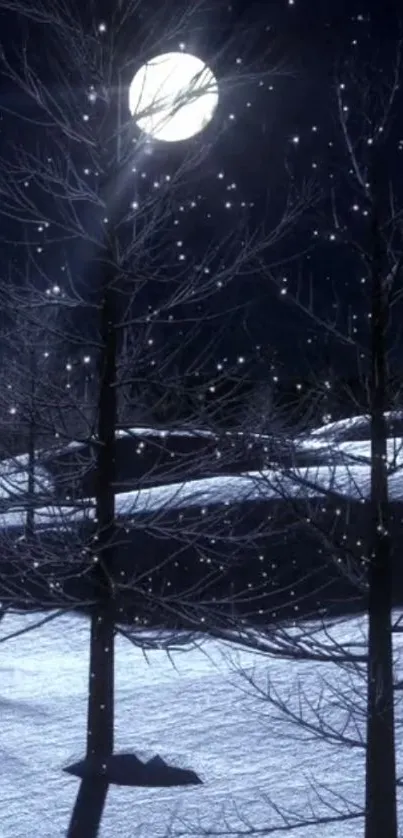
top-left (128, 52), bottom-right (219, 142)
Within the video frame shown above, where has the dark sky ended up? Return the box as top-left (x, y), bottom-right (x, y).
top-left (0, 0), bottom-right (401, 404)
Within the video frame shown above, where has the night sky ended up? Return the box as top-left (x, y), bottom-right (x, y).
top-left (0, 0), bottom-right (402, 427)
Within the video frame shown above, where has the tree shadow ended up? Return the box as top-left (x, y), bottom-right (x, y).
top-left (67, 776), bottom-right (109, 838)
top-left (65, 753), bottom-right (202, 838)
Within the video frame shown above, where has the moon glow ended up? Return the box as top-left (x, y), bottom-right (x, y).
top-left (129, 51), bottom-right (219, 142)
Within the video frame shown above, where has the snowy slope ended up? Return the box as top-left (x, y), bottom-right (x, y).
top-left (299, 410), bottom-right (403, 442)
top-left (0, 412), bottom-right (401, 533)
top-left (0, 452), bottom-right (53, 504)
top-left (0, 461), bottom-right (402, 534)
top-left (5, 415), bottom-right (403, 626)
top-left (0, 609), bottom-right (402, 838)
top-left (1, 417), bottom-right (403, 836)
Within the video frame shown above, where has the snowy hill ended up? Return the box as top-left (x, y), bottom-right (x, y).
top-left (0, 413), bottom-right (402, 626)
top-left (0, 411), bottom-right (402, 530)
top-left (0, 451), bottom-right (54, 508)
top-left (0, 608), bottom-right (376, 838)
top-left (39, 426), bottom-right (269, 499)
top-left (299, 410), bottom-right (403, 442)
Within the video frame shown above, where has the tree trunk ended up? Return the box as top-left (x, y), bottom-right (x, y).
top-left (67, 776), bottom-right (109, 838)
top-left (364, 159), bottom-right (397, 838)
top-left (86, 278), bottom-right (117, 767)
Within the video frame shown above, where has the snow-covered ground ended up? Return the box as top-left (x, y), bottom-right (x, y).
top-left (1, 415), bottom-right (403, 836)
top-left (1, 442), bottom-right (403, 533)
top-left (1, 610), bottom-right (403, 838)
top-left (0, 412), bottom-right (403, 535)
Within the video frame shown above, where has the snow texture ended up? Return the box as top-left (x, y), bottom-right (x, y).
top-left (0, 453), bottom-right (53, 502)
top-left (0, 413), bottom-right (401, 534)
top-left (0, 416), bottom-right (402, 835)
top-left (0, 609), bottom-right (402, 837)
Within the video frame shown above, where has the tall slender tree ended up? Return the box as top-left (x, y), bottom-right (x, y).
top-left (0, 3), bottom-right (314, 834)
top-left (196, 29), bottom-right (403, 838)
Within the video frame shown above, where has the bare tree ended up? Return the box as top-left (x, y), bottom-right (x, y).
top-left (0, 1), bottom-right (316, 834)
top-left (181, 30), bottom-right (403, 838)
